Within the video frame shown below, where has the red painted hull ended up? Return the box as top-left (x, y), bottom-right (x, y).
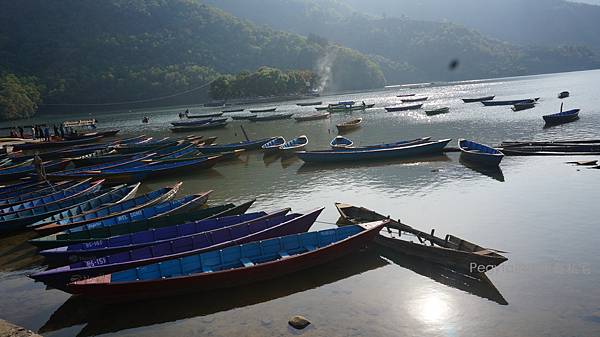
top-left (68, 222), bottom-right (384, 302)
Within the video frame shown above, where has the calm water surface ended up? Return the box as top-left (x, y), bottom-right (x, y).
top-left (1, 70), bottom-right (600, 336)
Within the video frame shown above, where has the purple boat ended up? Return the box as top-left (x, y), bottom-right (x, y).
top-left (31, 208), bottom-right (323, 288)
top-left (40, 210), bottom-right (289, 264)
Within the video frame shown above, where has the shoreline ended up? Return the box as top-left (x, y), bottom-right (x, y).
top-left (0, 319), bottom-right (42, 337)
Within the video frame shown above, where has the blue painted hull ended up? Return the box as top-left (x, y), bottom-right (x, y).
top-left (297, 139), bottom-right (451, 163)
top-left (458, 139), bottom-right (504, 167)
top-left (543, 109), bottom-right (580, 125)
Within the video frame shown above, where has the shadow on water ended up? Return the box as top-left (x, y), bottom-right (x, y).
top-left (459, 157), bottom-right (505, 182)
top-left (376, 246), bottom-right (508, 306)
top-left (39, 249), bottom-right (389, 336)
top-left (296, 154), bottom-right (452, 174)
top-left (0, 231), bottom-right (44, 272)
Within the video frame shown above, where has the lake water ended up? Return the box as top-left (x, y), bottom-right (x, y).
top-left (1, 70), bottom-right (599, 336)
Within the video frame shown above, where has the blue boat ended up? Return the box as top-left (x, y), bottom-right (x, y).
top-left (48, 153), bottom-right (155, 180)
top-left (33, 209), bottom-right (305, 286)
top-left (482, 98), bottom-right (539, 106)
top-left (280, 135), bottom-right (308, 156)
top-left (344, 137), bottom-right (432, 151)
top-left (29, 192), bottom-right (213, 249)
top-left (330, 136), bottom-right (354, 149)
top-left (296, 139), bottom-right (451, 163)
top-left (261, 137), bottom-right (286, 154)
top-left (458, 139), bottom-right (504, 167)
top-left (39, 210), bottom-right (288, 264)
top-left (65, 220), bottom-right (387, 301)
top-left (170, 120), bottom-right (228, 132)
top-left (198, 138), bottom-right (276, 154)
top-left (0, 179), bottom-right (100, 215)
top-left (543, 109), bottom-right (580, 125)
top-left (0, 180), bottom-right (79, 207)
top-left (0, 159), bottom-right (71, 182)
top-left (0, 180), bottom-right (47, 199)
top-left (27, 183), bottom-right (144, 229)
top-left (31, 183), bottom-right (183, 235)
top-left (29, 199), bottom-right (255, 250)
top-left (0, 180), bottom-right (105, 233)
top-left (171, 118), bottom-right (228, 127)
top-left (72, 142), bottom-right (196, 167)
top-left (113, 138), bottom-right (179, 154)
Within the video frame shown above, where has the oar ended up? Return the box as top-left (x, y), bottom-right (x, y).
top-left (240, 125), bottom-right (250, 142)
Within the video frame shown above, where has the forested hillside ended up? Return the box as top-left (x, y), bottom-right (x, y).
top-left (0, 0), bottom-right (384, 120)
top-left (206, 0), bottom-right (600, 83)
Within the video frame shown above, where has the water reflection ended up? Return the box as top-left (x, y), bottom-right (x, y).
top-left (459, 157), bottom-right (505, 182)
top-left (378, 247), bottom-right (508, 305)
top-left (297, 154), bottom-right (451, 173)
top-left (0, 231), bottom-right (43, 272)
top-left (39, 250), bottom-right (388, 336)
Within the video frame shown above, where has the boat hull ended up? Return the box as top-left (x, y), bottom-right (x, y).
top-left (297, 139), bottom-right (451, 163)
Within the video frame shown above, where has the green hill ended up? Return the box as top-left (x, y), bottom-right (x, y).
top-left (0, 0), bottom-right (384, 120)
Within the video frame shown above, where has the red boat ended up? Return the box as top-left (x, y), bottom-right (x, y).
top-left (67, 220), bottom-right (387, 302)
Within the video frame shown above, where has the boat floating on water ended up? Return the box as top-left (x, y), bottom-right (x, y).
top-left (293, 112), bottom-right (330, 122)
top-left (462, 96), bottom-right (495, 103)
top-left (558, 91), bottom-right (570, 99)
top-left (482, 98), bottom-right (539, 106)
top-left (330, 136), bottom-right (354, 149)
top-left (385, 104), bottom-right (423, 112)
top-left (336, 118), bottom-right (362, 133)
top-left (543, 109), bottom-right (579, 125)
top-left (458, 139), bottom-right (504, 167)
top-left (335, 203), bottom-right (508, 273)
top-left (425, 107), bottom-right (450, 116)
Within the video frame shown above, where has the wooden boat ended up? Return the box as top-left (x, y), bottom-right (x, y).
top-left (12, 136), bottom-right (103, 151)
top-left (297, 101), bottom-right (322, 106)
top-left (171, 118), bottom-right (227, 127)
top-left (280, 135), bottom-right (308, 155)
top-left (63, 129), bottom-right (120, 141)
top-left (27, 183), bottom-right (146, 230)
top-left (0, 180), bottom-right (105, 233)
top-left (0, 180), bottom-right (52, 200)
top-left (315, 106), bottom-right (329, 111)
top-left (248, 113), bottom-right (293, 122)
top-left (261, 137), bottom-right (286, 154)
top-left (222, 108), bottom-right (244, 113)
top-left (462, 96), bottom-right (495, 103)
top-left (425, 107), bottom-right (450, 116)
top-left (63, 119), bottom-right (97, 128)
top-left (336, 137), bottom-right (432, 151)
top-left (0, 179), bottom-right (100, 215)
top-left (71, 142), bottom-right (194, 167)
top-left (65, 220), bottom-right (386, 301)
top-left (335, 203), bottom-right (508, 272)
top-left (385, 104), bottom-right (423, 112)
top-left (482, 98), bottom-right (539, 106)
top-left (512, 102), bottom-right (535, 111)
top-left (296, 139), bottom-right (451, 164)
top-left (187, 112), bottom-right (224, 119)
top-left (294, 112), bottom-right (330, 122)
top-left (0, 181), bottom-right (80, 208)
top-left (566, 160), bottom-right (597, 166)
top-left (32, 183), bottom-right (182, 235)
top-left (33, 208), bottom-right (317, 287)
top-left (328, 104), bottom-right (374, 112)
top-left (30, 193), bottom-right (213, 250)
top-left (204, 101), bottom-right (225, 107)
top-left (249, 107), bottom-right (277, 113)
top-left (230, 114), bottom-right (256, 120)
top-left (330, 136), bottom-right (354, 149)
top-left (39, 209), bottom-right (286, 264)
top-left (396, 93), bottom-right (416, 97)
top-left (0, 159), bottom-right (71, 182)
top-left (30, 200), bottom-right (256, 250)
top-left (46, 153), bottom-right (155, 181)
top-left (558, 91), bottom-right (570, 99)
top-left (401, 97), bottom-right (428, 103)
top-left (198, 138), bottom-right (275, 154)
top-left (60, 156), bottom-right (221, 184)
top-left (543, 109), bottom-right (579, 125)
top-left (458, 139), bottom-right (504, 167)
top-left (501, 139), bottom-right (600, 147)
top-left (113, 138), bottom-right (178, 154)
top-left (336, 118), bottom-right (362, 133)
top-left (170, 121), bottom-right (228, 132)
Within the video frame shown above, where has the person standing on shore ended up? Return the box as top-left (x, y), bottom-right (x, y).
top-left (33, 153), bottom-right (47, 181)
top-left (18, 126), bottom-right (24, 139)
top-left (31, 126), bottom-right (36, 140)
top-left (44, 127), bottom-right (50, 141)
